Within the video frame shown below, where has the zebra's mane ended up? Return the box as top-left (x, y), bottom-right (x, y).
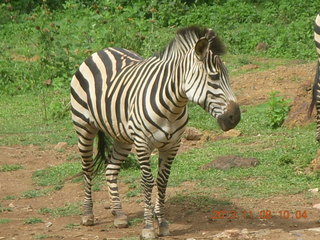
top-left (156, 26), bottom-right (226, 59)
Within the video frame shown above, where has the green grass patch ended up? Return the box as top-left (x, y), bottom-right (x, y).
top-left (0, 93), bottom-right (76, 146)
top-left (0, 164), bottom-right (23, 172)
top-left (34, 235), bottom-right (53, 240)
top-left (0, 218), bottom-right (11, 224)
top-left (128, 217), bottom-right (143, 226)
top-left (38, 202), bottom-right (81, 217)
top-left (2, 195), bottom-right (17, 200)
top-left (0, 204), bottom-right (13, 213)
top-left (64, 223), bottom-right (81, 229)
top-left (33, 161), bottom-right (81, 187)
top-left (24, 217), bottom-right (43, 224)
top-left (21, 189), bottom-right (50, 199)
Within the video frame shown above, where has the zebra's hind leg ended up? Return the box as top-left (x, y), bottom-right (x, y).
top-left (106, 141), bottom-right (132, 228)
top-left (74, 124), bottom-right (98, 226)
top-left (155, 145), bottom-right (179, 237)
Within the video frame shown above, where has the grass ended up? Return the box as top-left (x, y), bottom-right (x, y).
top-left (0, 93), bottom-right (76, 146)
top-left (0, 63), bottom-right (319, 202)
top-left (0, 164), bottom-right (23, 172)
top-left (0, 204), bottom-right (13, 213)
top-left (2, 195), bottom-right (17, 200)
top-left (128, 217), bottom-right (143, 226)
top-left (33, 161), bottom-right (81, 187)
top-left (38, 202), bottom-right (81, 217)
top-left (64, 223), bottom-right (81, 229)
top-left (0, 218), bottom-right (11, 224)
top-left (24, 217), bottom-right (43, 224)
top-left (21, 189), bottom-right (50, 199)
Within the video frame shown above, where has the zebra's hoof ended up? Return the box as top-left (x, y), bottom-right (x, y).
top-left (81, 214), bottom-right (94, 226)
top-left (158, 221), bottom-right (170, 236)
top-left (141, 228), bottom-right (156, 239)
top-left (114, 214), bottom-right (128, 228)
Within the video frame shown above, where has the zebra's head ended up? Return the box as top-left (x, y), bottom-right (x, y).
top-left (182, 27), bottom-right (241, 131)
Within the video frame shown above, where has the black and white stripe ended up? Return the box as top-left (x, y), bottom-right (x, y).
top-left (310, 14), bottom-right (320, 141)
top-left (71, 26), bottom-right (240, 238)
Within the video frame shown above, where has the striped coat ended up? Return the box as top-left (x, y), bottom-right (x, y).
top-left (71, 26), bottom-right (240, 238)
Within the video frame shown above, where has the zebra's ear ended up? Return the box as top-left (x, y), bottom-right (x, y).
top-left (195, 37), bottom-right (209, 61)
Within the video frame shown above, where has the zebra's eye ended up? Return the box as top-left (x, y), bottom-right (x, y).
top-left (208, 72), bottom-right (220, 80)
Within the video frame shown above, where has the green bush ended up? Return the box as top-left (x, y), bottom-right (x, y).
top-left (0, 0), bottom-right (319, 95)
top-left (266, 91), bottom-right (291, 128)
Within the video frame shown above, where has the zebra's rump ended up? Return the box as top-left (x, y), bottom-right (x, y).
top-left (70, 47), bottom-right (143, 143)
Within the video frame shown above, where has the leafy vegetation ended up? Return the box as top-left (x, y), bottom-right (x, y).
top-left (24, 217), bottom-right (43, 224)
top-left (0, 0), bottom-right (319, 203)
top-left (266, 91), bottom-right (291, 128)
top-left (0, 164), bottom-right (23, 172)
top-left (21, 189), bottom-right (50, 199)
top-left (0, 218), bottom-right (11, 224)
top-left (0, 0), bottom-right (318, 97)
top-left (38, 202), bottom-right (81, 217)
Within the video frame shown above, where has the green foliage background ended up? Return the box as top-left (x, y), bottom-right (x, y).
top-left (0, 0), bottom-right (319, 95)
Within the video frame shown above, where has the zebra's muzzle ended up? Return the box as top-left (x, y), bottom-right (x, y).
top-left (217, 101), bottom-right (241, 131)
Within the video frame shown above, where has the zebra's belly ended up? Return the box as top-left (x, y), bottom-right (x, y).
top-left (129, 120), bottom-right (187, 150)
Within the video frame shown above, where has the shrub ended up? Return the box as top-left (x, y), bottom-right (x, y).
top-left (266, 91), bottom-right (291, 128)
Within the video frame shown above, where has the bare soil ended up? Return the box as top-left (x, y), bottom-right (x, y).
top-left (1, 61), bottom-right (320, 240)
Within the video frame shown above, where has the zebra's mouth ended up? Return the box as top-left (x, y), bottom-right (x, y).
top-left (217, 101), bottom-right (241, 131)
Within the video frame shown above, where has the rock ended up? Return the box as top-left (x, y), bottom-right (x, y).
top-left (222, 129), bottom-right (242, 138)
top-left (8, 203), bottom-right (15, 208)
top-left (214, 129), bottom-right (242, 141)
top-left (54, 142), bottom-right (68, 150)
top-left (201, 155), bottom-right (259, 171)
top-left (306, 227), bottom-right (320, 232)
top-left (45, 222), bottom-right (53, 228)
top-left (308, 188), bottom-right (319, 194)
top-left (240, 64), bottom-right (259, 71)
top-left (312, 203), bottom-right (320, 210)
top-left (213, 229), bottom-right (241, 238)
top-left (184, 127), bottom-right (203, 141)
top-left (256, 42), bottom-right (269, 51)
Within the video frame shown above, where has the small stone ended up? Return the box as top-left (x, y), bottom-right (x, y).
top-left (241, 228), bottom-right (249, 234)
top-left (222, 129), bottom-right (241, 138)
top-left (308, 188), bottom-right (319, 194)
top-left (9, 203), bottom-right (15, 208)
top-left (54, 142), bottom-right (68, 150)
top-left (312, 203), bottom-right (320, 210)
top-left (201, 155), bottom-right (259, 170)
top-left (184, 127), bottom-right (203, 141)
top-left (240, 64), bottom-right (259, 71)
top-left (307, 227), bottom-right (320, 232)
top-left (45, 222), bottom-right (53, 228)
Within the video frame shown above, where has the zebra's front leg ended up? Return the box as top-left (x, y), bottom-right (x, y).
top-left (155, 145), bottom-right (179, 236)
top-left (136, 145), bottom-right (156, 239)
top-left (106, 141), bottom-right (132, 228)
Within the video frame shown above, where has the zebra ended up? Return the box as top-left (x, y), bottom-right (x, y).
top-left (309, 13), bottom-right (320, 141)
top-left (70, 26), bottom-right (241, 239)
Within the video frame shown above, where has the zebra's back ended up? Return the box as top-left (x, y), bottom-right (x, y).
top-left (70, 47), bottom-right (143, 143)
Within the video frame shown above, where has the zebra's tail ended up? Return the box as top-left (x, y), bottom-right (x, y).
top-left (308, 62), bottom-right (320, 117)
top-left (92, 130), bottom-right (113, 178)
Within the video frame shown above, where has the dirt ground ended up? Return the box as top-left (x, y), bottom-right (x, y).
top-left (1, 61), bottom-right (320, 240)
